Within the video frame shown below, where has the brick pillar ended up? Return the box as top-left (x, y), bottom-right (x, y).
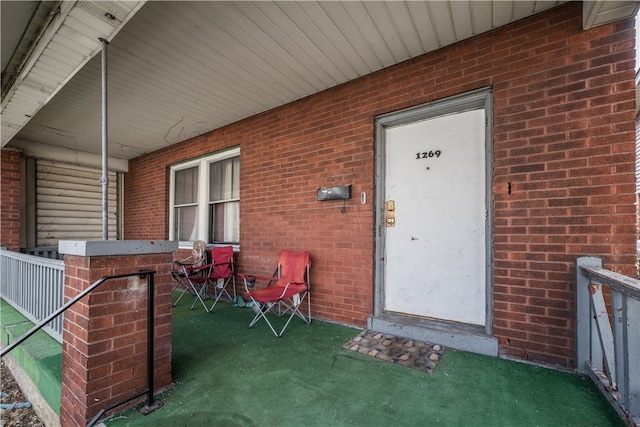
top-left (0, 149), bottom-right (22, 252)
top-left (58, 240), bottom-right (177, 427)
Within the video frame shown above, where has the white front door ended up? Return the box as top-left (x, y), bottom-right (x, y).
top-left (382, 107), bottom-right (488, 326)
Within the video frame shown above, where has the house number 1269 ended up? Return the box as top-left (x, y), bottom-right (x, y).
top-left (415, 150), bottom-right (441, 159)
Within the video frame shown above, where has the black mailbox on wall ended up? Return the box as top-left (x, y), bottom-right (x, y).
top-left (317, 185), bottom-right (351, 201)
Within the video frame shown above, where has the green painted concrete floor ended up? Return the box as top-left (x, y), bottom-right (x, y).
top-left (0, 296), bottom-right (625, 427)
top-left (99, 294), bottom-right (624, 427)
top-left (0, 299), bottom-right (62, 415)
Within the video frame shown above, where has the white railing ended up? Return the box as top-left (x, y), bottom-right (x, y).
top-left (21, 246), bottom-right (63, 260)
top-left (576, 257), bottom-right (640, 427)
top-left (0, 247), bottom-right (64, 343)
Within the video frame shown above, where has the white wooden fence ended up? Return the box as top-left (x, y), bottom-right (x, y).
top-left (576, 257), bottom-right (640, 427)
top-left (0, 247), bottom-right (64, 342)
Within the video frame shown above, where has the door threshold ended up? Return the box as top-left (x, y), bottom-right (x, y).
top-left (368, 312), bottom-right (498, 357)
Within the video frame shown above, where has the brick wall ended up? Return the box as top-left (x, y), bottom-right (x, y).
top-left (490, 9), bottom-right (636, 366)
top-left (60, 252), bottom-right (173, 426)
top-left (125, 3), bottom-right (637, 368)
top-left (1, 149), bottom-right (22, 251)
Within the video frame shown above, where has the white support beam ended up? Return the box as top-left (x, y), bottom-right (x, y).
top-left (9, 139), bottom-right (128, 172)
top-left (1, 1), bottom-right (146, 147)
top-left (583, 0), bottom-right (640, 30)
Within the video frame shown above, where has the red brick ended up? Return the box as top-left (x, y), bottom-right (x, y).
top-left (0, 150), bottom-right (21, 251)
top-left (60, 252), bottom-right (173, 426)
top-left (113, 3), bottom-right (640, 371)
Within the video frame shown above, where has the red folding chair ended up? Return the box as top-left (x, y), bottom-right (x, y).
top-left (190, 245), bottom-right (236, 312)
top-left (239, 250), bottom-right (311, 337)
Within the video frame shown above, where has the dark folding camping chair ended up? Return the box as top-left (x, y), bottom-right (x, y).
top-left (172, 240), bottom-right (207, 307)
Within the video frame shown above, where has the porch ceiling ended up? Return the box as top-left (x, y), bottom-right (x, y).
top-left (2, 1), bottom-right (639, 165)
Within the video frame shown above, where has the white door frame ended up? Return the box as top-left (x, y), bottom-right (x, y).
top-left (373, 87), bottom-right (494, 340)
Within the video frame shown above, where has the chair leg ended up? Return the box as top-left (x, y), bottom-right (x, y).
top-left (189, 282), bottom-right (210, 312)
top-left (207, 286), bottom-right (230, 311)
top-left (173, 286), bottom-right (189, 306)
top-left (173, 288), bottom-right (188, 306)
top-left (282, 292), bottom-right (311, 326)
top-left (207, 277), bottom-right (235, 311)
top-left (248, 302), bottom-right (281, 337)
top-left (273, 300), bottom-right (309, 337)
top-left (247, 292), bottom-right (310, 337)
top-left (172, 273), bottom-right (191, 307)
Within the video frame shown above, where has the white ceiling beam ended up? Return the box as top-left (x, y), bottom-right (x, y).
top-left (583, 0), bottom-right (640, 29)
top-left (10, 139), bottom-right (129, 172)
top-left (1, 1), bottom-right (146, 147)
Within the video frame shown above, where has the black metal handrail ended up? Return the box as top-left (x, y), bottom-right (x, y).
top-left (0, 270), bottom-right (162, 427)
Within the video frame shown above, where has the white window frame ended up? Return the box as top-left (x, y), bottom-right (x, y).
top-left (169, 147), bottom-right (240, 249)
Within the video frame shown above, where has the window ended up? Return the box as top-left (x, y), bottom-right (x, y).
top-left (173, 167), bottom-right (199, 241)
top-left (209, 157), bottom-right (239, 243)
top-left (170, 148), bottom-right (240, 245)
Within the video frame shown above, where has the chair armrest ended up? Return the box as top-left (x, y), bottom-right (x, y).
top-left (175, 254), bottom-right (206, 268)
top-left (175, 259), bottom-right (200, 274)
top-left (179, 262), bottom-right (210, 277)
top-left (238, 273), bottom-right (273, 293)
top-left (175, 257), bottom-right (196, 266)
top-left (238, 273), bottom-right (273, 281)
top-left (190, 263), bottom-right (210, 273)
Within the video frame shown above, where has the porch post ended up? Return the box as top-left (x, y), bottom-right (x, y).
top-left (58, 240), bottom-right (176, 426)
top-left (99, 37), bottom-right (109, 240)
top-left (575, 256), bottom-right (602, 374)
